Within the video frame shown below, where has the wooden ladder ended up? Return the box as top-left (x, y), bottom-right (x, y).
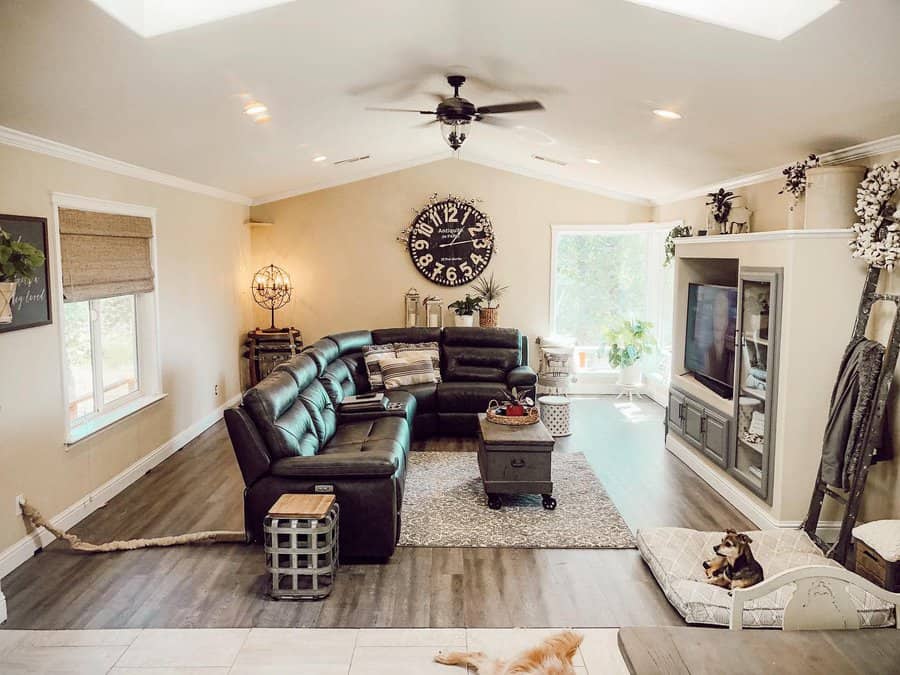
top-left (802, 265), bottom-right (900, 565)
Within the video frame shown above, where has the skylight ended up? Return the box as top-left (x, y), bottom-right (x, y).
top-left (89, 0), bottom-right (296, 37)
top-left (624, 0), bottom-right (840, 40)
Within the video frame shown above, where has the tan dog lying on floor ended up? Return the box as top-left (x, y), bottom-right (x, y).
top-left (703, 529), bottom-right (764, 590)
top-left (435, 631), bottom-right (583, 675)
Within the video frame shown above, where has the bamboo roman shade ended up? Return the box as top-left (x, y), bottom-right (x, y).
top-left (58, 208), bottom-right (154, 302)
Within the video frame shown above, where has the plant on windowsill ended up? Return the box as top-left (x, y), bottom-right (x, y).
top-left (448, 294), bottom-right (482, 327)
top-left (603, 318), bottom-right (656, 387)
top-left (471, 273), bottom-right (509, 327)
top-left (0, 228), bottom-right (46, 324)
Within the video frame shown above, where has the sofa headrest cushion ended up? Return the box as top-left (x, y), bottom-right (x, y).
top-left (301, 339), bottom-right (340, 374)
top-left (372, 327), bottom-right (441, 345)
top-left (442, 327), bottom-right (521, 349)
top-left (327, 330), bottom-right (373, 355)
top-left (274, 353), bottom-right (320, 390)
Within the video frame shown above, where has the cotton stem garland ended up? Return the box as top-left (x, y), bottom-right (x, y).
top-left (850, 160), bottom-right (900, 269)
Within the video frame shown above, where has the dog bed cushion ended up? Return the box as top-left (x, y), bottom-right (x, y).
top-left (852, 520), bottom-right (900, 562)
top-left (637, 527), bottom-right (895, 628)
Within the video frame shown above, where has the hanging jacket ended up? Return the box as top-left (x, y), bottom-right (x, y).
top-left (821, 337), bottom-right (887, 489)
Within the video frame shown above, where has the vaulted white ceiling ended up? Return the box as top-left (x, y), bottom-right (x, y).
top-left (2, 0), bottom-right (899, 204)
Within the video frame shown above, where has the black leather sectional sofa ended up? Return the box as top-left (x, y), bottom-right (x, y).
top-left (225, 326), bottom-right (536, 559)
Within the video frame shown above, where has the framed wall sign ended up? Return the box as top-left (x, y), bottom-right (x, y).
top-left (0, 214), bottom-right (52, 333)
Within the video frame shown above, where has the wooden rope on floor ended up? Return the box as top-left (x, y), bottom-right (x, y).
top-left (20, 499), bottom-right (246, 552)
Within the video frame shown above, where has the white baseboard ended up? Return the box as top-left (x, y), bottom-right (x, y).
top-left (665, 433), bottom-right (841, 539)
top-left (0, 394), bottom-right (241, 581)
top-left (0, 581), bottom-right (6, 624)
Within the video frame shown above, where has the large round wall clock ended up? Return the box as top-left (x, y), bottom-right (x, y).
top-left (405, 195), bottom-right (495, 286)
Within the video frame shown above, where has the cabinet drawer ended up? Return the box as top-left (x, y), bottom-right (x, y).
top-left (484, 450), bottom-right (551, 484)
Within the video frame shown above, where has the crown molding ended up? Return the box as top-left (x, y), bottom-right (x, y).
top-left (0, 125), bottom-right (253, 205)
top-left (657, 133), bottom-right (900, 205)
top-left (251, 153), bottom-right (450, 205)
top-left (251, 152), bottom-right (656, 207)
top-left (462, 152), bottom-right (655, 206)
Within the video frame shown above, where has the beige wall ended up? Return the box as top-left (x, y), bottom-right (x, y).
top-left (0, 143), bottom-right (251, 553)
top-left (249, 159), bottom-right (652, 357)
top-left (657, 151), bottom-right (900, 523)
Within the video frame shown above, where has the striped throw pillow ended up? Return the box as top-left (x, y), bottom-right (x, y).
top-left (380, 356), bottom-right (438, 390)
top-left (394, 341), bottom-right (442, 382)
top-left (362, 343), bottom-right (396, 390)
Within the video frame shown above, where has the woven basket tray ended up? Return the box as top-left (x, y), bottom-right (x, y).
top-left (486, 406), bottom-right (541, 426)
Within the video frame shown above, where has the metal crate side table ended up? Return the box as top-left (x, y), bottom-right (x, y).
top-left (264, 494), bottom-right (339, 600)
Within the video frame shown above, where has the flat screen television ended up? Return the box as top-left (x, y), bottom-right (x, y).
top-left (684, 283), bottom-right (738, 399)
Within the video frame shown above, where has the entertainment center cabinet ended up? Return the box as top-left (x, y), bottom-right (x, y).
top-left (665, 230), bottom-right (867, 531)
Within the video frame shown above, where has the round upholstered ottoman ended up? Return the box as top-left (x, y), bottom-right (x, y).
top-left (539, 395), bottom-right (571, 437)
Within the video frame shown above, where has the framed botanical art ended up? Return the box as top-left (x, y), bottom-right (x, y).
top-left (0, 214), bottom-right (52, 333)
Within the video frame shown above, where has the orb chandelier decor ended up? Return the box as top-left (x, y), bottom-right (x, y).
top-left (251, 263), bottom-right (292, 331)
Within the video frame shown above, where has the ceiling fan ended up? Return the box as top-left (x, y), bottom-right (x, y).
top-left (367, 75), bottom-right (544, 151)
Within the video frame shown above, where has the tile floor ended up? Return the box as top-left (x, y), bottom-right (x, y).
top-left (0, 627), bottom-right (628, 674)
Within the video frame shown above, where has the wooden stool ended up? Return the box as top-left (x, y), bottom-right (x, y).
top-left (263, 494), bottom-right (339, 600)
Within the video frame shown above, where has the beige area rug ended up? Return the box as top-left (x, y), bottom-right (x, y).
top-left (398, 451), bottom-right (635, 549)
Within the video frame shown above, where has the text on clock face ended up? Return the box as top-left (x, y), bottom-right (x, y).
top-left (407, 199), bottom-right (494, 287)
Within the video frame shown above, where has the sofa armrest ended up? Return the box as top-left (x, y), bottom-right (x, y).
top-left (507, 365), bottom-right (537, 389)
top-left (270, 451), bottom-right (400, 479)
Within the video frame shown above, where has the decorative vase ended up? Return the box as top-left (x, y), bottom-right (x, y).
top-left (787, 195), bottom-right (805, 230)
top-left (455, 314), bottom-right (474, 327)
top-left (479, 306), bottom-right (499, 328)
top-left (804, 166), bottom-right (867, 229)
top-left (0, 281), bottom-right (16, 324)
top-left (620, 363), bottom-right (642, 387)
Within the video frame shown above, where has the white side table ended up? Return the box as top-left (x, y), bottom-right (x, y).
top-left (539, 395), bottom-right (571, 437)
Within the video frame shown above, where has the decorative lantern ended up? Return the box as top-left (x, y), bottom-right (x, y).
top-left (404, 288), bottom-right (420, 327)
top-left (424, 295), bottom-right (443, 328)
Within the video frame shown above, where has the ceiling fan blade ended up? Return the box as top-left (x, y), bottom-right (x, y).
top-left (476, 100), bottom-right (544, 115)
top-left (365, 107), bottom-right (437, 114)
top-left (475, 115), bottom-right (517, 128)
top-left (416, 118), bottom-right (440, 127)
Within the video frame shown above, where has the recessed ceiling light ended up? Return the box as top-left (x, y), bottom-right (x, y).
top-left (652, 109), bottom-right (683, 120)
top-left (253, 114), bottom-right (271, 125)
top-left (312, 155), bottom-right (328, 163)
top-left (244, 101), bottom-right (268, 116)
top-left (623, 1), bottom-right (840, 41)
top-left (585, 158), bottom-right (601, 165)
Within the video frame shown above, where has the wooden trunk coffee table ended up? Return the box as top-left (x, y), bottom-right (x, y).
top-left (476, 412), bottom-right (556, 510)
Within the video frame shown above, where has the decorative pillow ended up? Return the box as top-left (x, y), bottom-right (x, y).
top-left (394, 341), bottom-right (442, 382)
top-left (380, 356), bottom-right (438, 390)
top-left (362, 343), bottom-right (396, 390)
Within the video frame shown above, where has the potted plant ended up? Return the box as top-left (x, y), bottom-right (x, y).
top-left (664, 224), bottom-right (692, 266)
top-left (778, 153), bottom-right (819, 229)
top-left (447, 294), bottom-right (482, 327)
top-left (705, 188), bottom-right (738, 233)
top-left (501, 387), bottom-right (535, 417)
top-left (0, 228), bottom-right (46, 324)
top-left (472, 273), bottom-right (509, 327)
top-left (603, 318), bottom-right (657, 387)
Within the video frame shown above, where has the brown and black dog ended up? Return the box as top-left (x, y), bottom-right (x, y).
top-left (703, 529), bottom-right (764, 590)
top-left (435, 631), bottom-right (583, 675)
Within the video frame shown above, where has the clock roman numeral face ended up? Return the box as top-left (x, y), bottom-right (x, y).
top-left (408, 199), bottom-right (494, 286)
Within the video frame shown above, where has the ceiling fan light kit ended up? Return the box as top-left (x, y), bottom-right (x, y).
top-left (369, 74), bottom-right (545, 151)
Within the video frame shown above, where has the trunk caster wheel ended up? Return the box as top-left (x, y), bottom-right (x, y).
top-left (488, 495), bottom-right (502, 510)
top-left (542, 495), bottom-right (557, 510)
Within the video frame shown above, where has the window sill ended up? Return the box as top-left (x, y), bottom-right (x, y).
top-left (66, 393), bottom-right (167, 446)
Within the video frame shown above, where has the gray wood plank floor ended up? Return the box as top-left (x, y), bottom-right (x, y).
top-left (1, 397), bottom-right (752, 629)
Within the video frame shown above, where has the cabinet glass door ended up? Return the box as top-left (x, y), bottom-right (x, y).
top-left (732, 271), bottom-right (780, 500)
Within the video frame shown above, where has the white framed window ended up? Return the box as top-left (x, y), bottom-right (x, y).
top-left (52, 194), bottom-right (165, 445)
top-left (549, 222), bottom-right (678, 381)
